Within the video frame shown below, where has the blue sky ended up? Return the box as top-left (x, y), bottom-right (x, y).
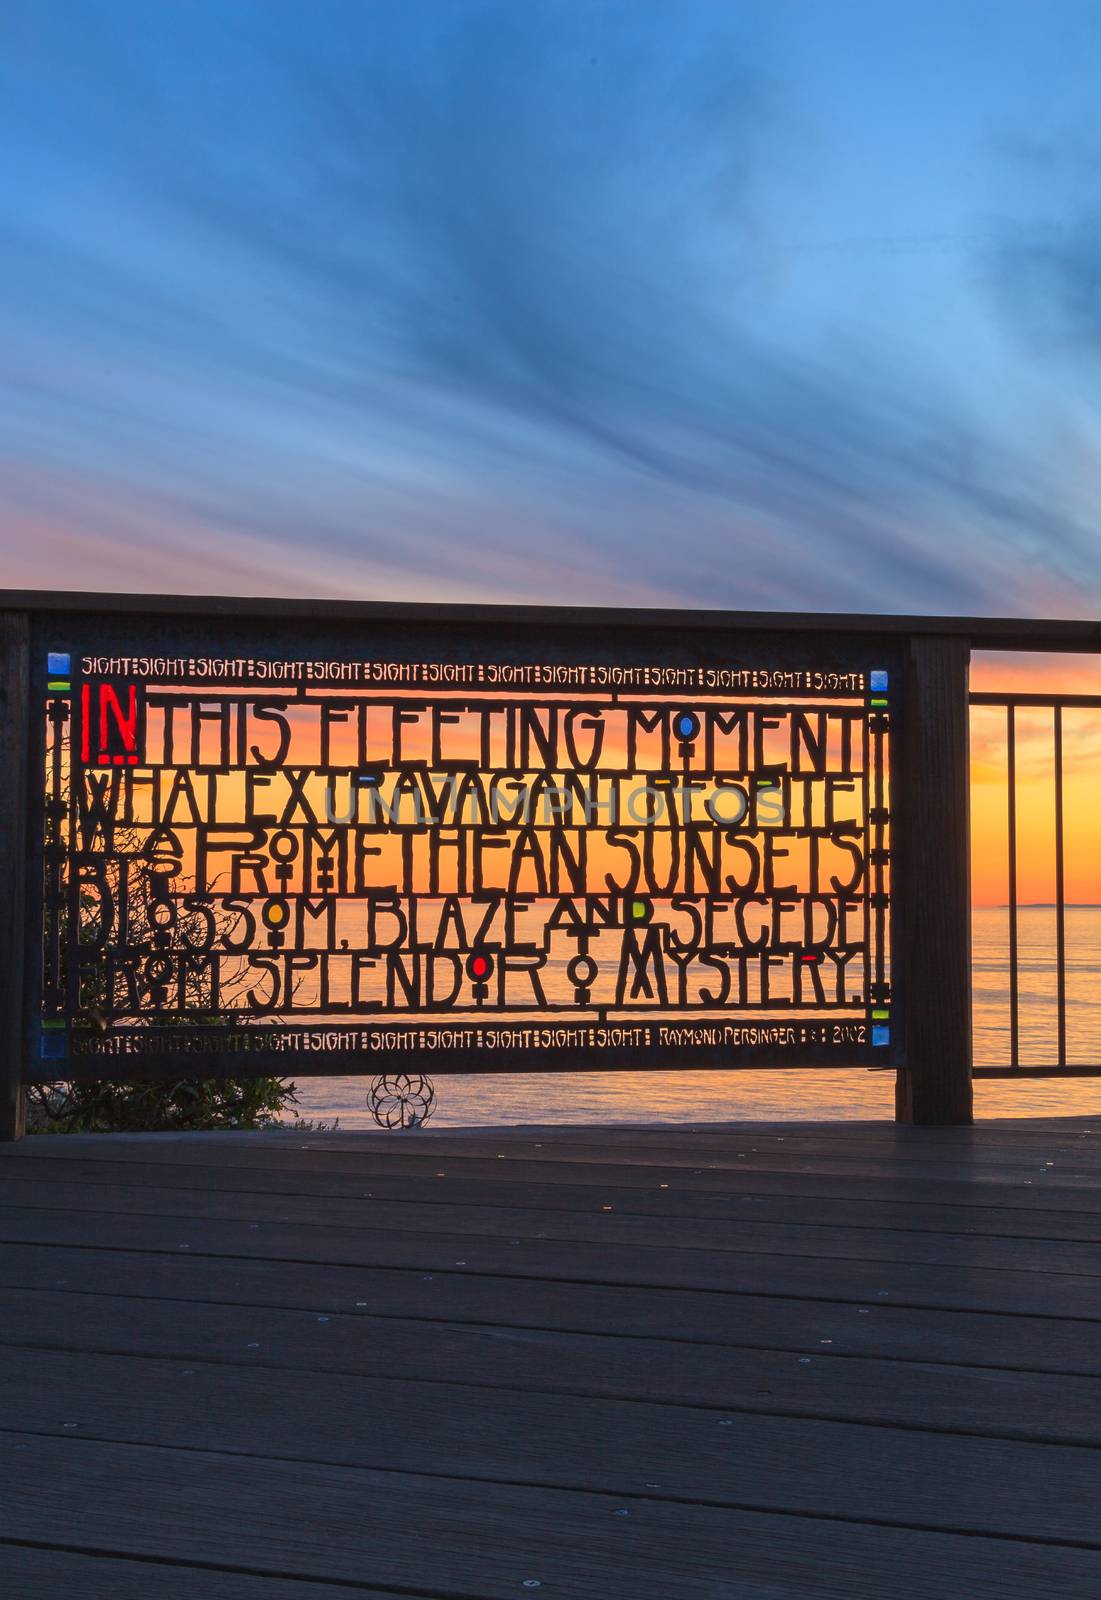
top-left (2, 0), bottom-right (1100, 614)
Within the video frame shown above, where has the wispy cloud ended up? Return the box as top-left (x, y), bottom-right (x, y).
top-left (2, 0), bottom-right (1100, 615)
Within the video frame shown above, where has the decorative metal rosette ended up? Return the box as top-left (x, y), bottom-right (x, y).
top-left (367, 1073), bottom-right (437, 1130)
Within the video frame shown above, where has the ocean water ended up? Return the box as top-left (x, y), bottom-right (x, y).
top-left (287, 906), bottom-right (1101, 1127)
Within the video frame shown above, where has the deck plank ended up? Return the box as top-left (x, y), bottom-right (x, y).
top-left (5, 1345), bottom-right (1101, 1544)
top-left (4, 1177), bottom-right (1101, 1272)
top-left (4, 1248), bottom-right (1100, 1373)
top-left (2, 1287), bottom-right (1101, 1444)
top-left (2, 1119), bottom-right (1097, 1594)
top-left (292, 1128), bottom-right (1101, 1170)
top-left (2, 1432), bottom-right (1098, 1599)
top-left (11, 1137), bottom-right (1101, 1209)
top-left (8, 1152), bottom-right (1101, 1230)
top-left (2, 1204), bottom-right (1099, 1317)
top-left (0, 1546), bottom-right (421, 1599)
top-left (11, 1129), bottom-right (1100, 1178)
top-left (13, 1136), bottom-right (1097, 1179)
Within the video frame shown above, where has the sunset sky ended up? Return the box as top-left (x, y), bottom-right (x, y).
top-left (3, 1), bottom-right (1101, 617)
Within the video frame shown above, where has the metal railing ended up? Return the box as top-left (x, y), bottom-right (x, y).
top-left (4, 594), bottom-right (1099, 1133)
top-left (969, 690), bottom-right (1101, 1077)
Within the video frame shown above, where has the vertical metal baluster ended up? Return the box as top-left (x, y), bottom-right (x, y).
top-left (1007, 704), bottom-right (1019, 1069)
top-left (1054, 703), bottom-right (1066, 1069)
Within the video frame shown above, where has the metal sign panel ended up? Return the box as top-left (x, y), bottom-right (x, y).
top-left (27, 612), bottom-right (897, 1078)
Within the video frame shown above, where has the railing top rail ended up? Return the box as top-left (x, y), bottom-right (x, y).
top-left (1, 589), bottom-right (1099, 651)
top-left (970, 691), bottom-right (1101, 707)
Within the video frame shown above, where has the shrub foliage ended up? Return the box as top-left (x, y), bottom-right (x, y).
top-left (27, 1076), bottom-right (299, 1134)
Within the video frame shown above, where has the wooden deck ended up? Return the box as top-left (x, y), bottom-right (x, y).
top-left (1, 1116), bottom-right (1100, 1598)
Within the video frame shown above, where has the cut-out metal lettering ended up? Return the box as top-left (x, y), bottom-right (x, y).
top-left (37, 647), bottom-right (893, 1072)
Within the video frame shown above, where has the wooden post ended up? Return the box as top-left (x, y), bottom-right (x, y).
top-left (896, 634), bottom-right (973, 1125)
top-left (0, 610), bottom-right (29, 1141)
